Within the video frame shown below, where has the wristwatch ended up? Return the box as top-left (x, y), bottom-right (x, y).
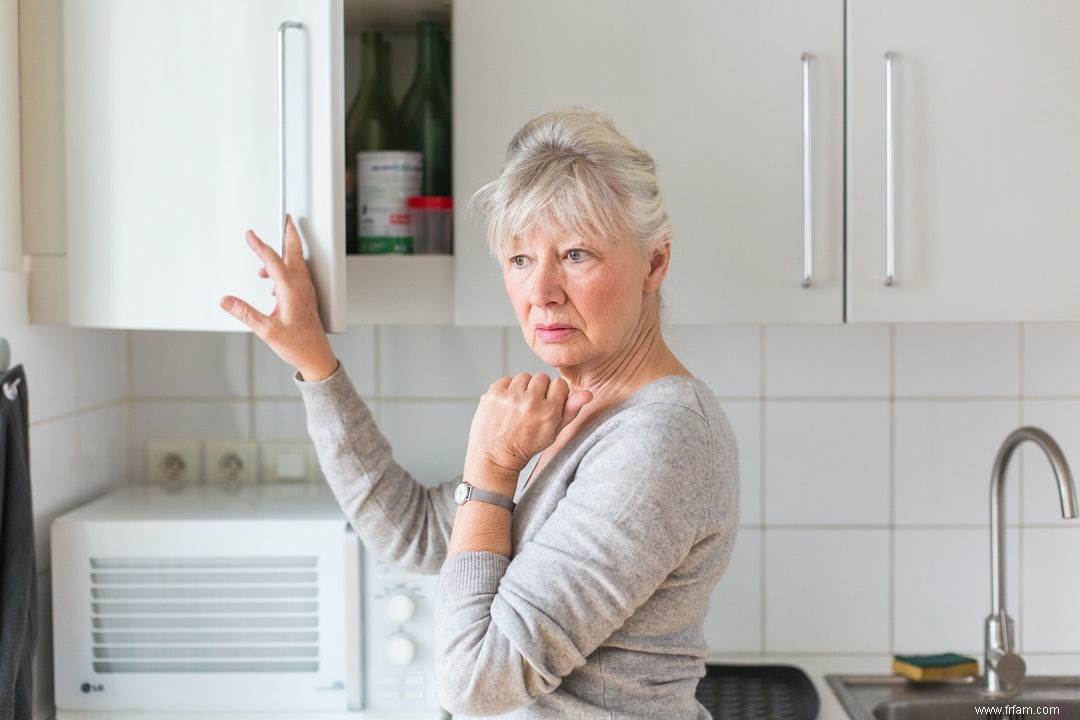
top-left (454, 481), bottom-right (516, 513)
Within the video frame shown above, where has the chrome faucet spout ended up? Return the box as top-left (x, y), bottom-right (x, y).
top-left (986, 426), bottom-right (1078, 697)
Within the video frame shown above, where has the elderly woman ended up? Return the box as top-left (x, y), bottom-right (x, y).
top-left (221, 108), bottom-right (739, 719)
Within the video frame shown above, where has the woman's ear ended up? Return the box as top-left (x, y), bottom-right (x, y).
top-left (643, 238), bottom-right (671, 293)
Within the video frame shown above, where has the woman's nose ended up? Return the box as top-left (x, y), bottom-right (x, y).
top-left (528, 259), bottom-right (566, 307)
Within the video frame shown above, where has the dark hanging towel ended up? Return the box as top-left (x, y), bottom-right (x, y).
top-left (0, 364), bottom-right (36, 720)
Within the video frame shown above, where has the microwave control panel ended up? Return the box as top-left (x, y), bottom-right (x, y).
top-left (363, 549), bottom-right (442, 714)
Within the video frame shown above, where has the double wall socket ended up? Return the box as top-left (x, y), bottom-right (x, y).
top-left (146, 440), bottom-right (320, 484)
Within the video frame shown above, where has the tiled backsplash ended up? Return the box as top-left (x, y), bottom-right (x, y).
top-left (3, 325), bottom-right (127, 719)
top-left (11, 321), bottom-right (1080, 718)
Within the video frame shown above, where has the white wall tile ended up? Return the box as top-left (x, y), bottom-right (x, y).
top-left (252, 339), bottom-right (299, 397)
top-left (894, 401), bottom-right (1021, 525)
top-left (721, 401), bottom-right (761, 526)
top-left (1021, 528), bottom-right (1080, 652)
top-left (129, 402), bottom-right (251, 482)
top-left (667, 325), bottom-right (761, 398)
top-left (1023, 655), bottom-right (1080, 675)
top-left (377, 401), bottom-right (474, 487)
top-left (1023, 323), bottom-right (1080, 397)
top-left (705, 528), bottom-right (761, 653)
top-left (5, 324), bottom-right (78, 421)
top-left (77, 405), bottom-right (129, 500)
top-left (765, 530), bottom-right (890, 653)
top-left (765, 325), bottom-right (889, 398)
top-left (1020, 401), bottom-right (1080, 525)
top-left (765, 402), bottom-right (890, 525)
top-left (131, 331), bottom-right (249, 398)
top-left (380, 326), bottom-right (504, 398)
top-left (29, 416), bottom-right (82, 570)
top-left (254, 399), bottom-right (316, 440)
top-left (252, 325), bottom-right (376, 398)
top-left (894, 528), bottom-right (1019, 655)
top-left (895, 324), bottom-right (1020, 398)
top-left (75, 328), bottom-right (127, 407)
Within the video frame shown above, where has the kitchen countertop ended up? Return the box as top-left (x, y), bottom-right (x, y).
top-left (707, 653), bottom-right (1080, 719)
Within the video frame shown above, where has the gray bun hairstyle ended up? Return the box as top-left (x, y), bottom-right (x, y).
top-left (469, 107), bottom-right (672, 261)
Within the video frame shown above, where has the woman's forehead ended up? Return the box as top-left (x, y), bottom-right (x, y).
top-left (509, 228), bottom-right (618, 252)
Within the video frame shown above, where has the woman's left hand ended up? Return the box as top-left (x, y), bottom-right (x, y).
top-left (463, 373), bottom-right (592, 494)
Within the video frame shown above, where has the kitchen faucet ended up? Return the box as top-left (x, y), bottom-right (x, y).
top-left (985, 427), bottom-right (1078, 697)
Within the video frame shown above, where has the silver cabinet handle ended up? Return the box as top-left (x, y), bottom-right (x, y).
top-left (801, 53), bottom-right (813, 288)
top-left (278, 20), bottom-right (303, 253)
top-left (884, 51), bottom-right (895, 286)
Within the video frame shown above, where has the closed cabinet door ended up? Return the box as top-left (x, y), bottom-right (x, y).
top-left (453, 0), bottom-right (844, 325)
top-left (64, 0), bottom-right (345, 331)
top-left (847, 0), bottom-right (1080, 322)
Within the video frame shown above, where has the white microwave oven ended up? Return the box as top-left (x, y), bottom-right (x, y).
top-left (51, 483), bottom-right (446, 720)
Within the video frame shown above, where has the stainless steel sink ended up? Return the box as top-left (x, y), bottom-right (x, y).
top-left (827, 674), bottom-right (1080, 720)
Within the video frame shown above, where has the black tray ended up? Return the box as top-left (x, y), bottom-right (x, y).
top-left (695, 663), bottom-right (820, 720)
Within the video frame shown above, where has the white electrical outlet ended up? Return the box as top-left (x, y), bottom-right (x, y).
top-left (261, 440), bottom-right (321, 483)
top-left (205, 440), bottom-right (258, 485)
top-left (146, 440), bottom-right (201, 484)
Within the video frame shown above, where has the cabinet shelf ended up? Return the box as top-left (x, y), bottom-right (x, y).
top-left (346, 254), bottom-right (453, 325)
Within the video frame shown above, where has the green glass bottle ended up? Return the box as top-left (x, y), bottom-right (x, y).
top-left (345, 31), bottom-right (404, 253)
top-left (399, 21), bottom-right (452, 197)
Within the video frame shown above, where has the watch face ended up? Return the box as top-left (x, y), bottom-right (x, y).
top-left (454, 483), bottom-right (468, 505)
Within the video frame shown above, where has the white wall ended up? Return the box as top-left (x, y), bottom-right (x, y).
top-left (126, 323), bottom-right (1080, 667)
top-left (2, 326), bottom-right (128, 719)
top-left (13, 321), bottom-right (1080, 719)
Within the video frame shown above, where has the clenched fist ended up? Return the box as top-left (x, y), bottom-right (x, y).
top-left (463, 373), bottom-right (592, 495)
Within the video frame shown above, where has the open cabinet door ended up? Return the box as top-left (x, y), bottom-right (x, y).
top-left (65, 0), bottom-right (345, 331)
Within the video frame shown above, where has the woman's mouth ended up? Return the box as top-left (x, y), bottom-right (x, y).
top-left (535, 324), bottom-right (576, 342)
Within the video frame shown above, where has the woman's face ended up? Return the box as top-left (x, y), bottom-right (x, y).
top-left (502, 228), bottom-right (667, 378)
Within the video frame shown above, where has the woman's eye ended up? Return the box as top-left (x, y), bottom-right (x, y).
top-left (509, 255), bottom-right (529, 268)
top-left (566, 249), bottom-right (588, 262)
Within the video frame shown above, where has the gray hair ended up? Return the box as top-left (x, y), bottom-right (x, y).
top-left (469, 107), bottom-right (672, 260)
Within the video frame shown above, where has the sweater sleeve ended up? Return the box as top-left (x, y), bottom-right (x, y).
top-left (296, 365), bottom-right (458, 574)
top-left (434, 404), bottom-right (735, 716)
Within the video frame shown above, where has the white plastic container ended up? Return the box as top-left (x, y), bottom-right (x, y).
top-left (357, 151), bottom-right (422, 254)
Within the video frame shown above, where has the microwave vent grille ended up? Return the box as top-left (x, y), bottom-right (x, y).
top-left (88, 555), bottom-right (320, 674)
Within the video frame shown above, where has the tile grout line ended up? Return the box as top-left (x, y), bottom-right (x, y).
top-left (1017, 322), bottom-right (1026, 651)
top-left (887, 323), bottom-right (896, 655)
top-left (758, 324), bottom-right (767, 653)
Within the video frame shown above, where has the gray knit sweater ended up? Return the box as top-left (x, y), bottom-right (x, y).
top-left (298, 367), bottom-right (739, 719)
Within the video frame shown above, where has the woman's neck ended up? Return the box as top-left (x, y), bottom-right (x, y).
top-left (559, 309), bottom-right (688, 426)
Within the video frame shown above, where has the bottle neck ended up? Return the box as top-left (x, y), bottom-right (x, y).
top-left (360, 33), bottom-right (383, 88)
top-left (415, 24), bottom-right (442, 78)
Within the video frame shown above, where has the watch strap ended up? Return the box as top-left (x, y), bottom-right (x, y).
top-left (461, 484), bottom-right (516, 513)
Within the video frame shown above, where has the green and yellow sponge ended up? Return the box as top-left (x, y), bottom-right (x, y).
top-left (892, 653), bottom-right (980, 682)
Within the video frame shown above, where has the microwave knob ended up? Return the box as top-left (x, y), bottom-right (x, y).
top-left (385, 632), bottom-right (418, 667)
top-left (384, 592), bottom-right (417, 623)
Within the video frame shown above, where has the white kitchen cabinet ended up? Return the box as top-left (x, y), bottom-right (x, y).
top-left (46, 0), bottom-right (1080, 330)
top-left (0, 0), bottom-right (27, 326)
top-left (452, 0), bottom-right (845, 325)
top-left (846, 0), bottom-right (1080, 322)
top-left (63, 0), bottom-right (346, 331)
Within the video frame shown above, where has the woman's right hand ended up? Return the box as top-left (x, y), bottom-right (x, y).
top-left (219, 217), bottom-right (339, 382)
